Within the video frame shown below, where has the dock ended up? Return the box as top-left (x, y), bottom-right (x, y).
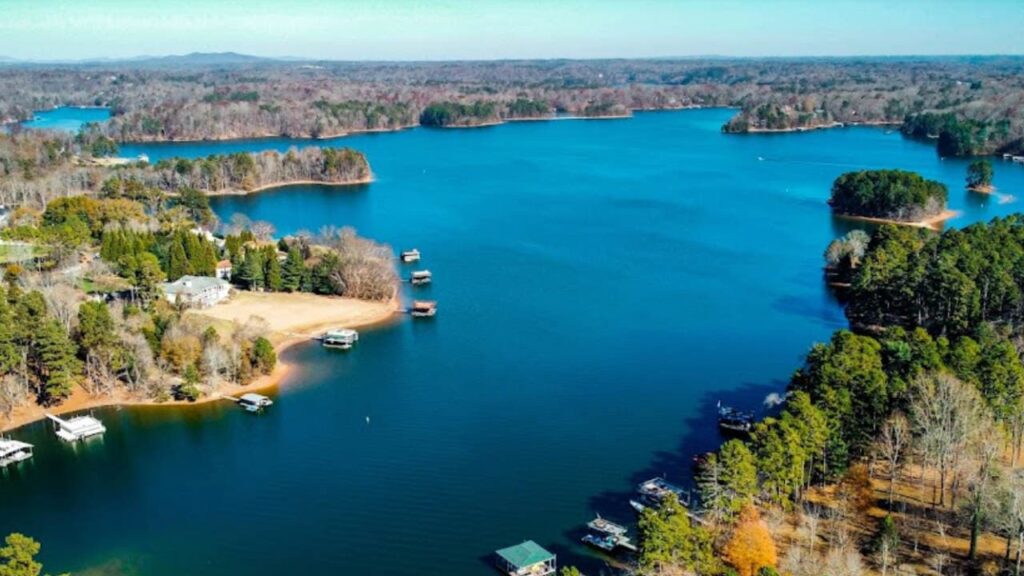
top-left (46, 413), bottom-right (106, 442)
top-left (0, 438), bottom-right (33, 468)
top-left (494, 541), bottom-right (556, 576)
top-left (582, 514), bottom-right (637, 554)
top-left (409, 300), bottom-right (437, 318)
top-left (225, 393), bottom-right (274, 413)
top-left (400, 248), bottom-right (421, 263)
top-left (320, 328), bottom-right (359, 349)
top-left (409, 270), bottom-right (432, 286)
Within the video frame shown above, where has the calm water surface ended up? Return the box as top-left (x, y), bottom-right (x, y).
top-left (19, 106), bottom-right (111, 132)
top-left (4, 109), bottom-right (1024, 575)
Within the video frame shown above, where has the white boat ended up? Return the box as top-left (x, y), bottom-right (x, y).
top-left (0, 439), bottom-right (33, 468)
top-left (400, 249), bottom-right (421, 263)
top-left (238, 393), bottom-right (273, 413)
top-left (629, 499), bottom-right (647, 513)
top-left (322, 328), bottom-right (359, 349)
top-left (46, 414), bottom-right (106, 442)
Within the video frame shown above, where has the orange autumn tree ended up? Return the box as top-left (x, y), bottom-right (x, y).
top-left (723, 505), bottom-right (777, 576)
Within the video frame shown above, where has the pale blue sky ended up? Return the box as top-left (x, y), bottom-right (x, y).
top-left (0, 0), bottom-right (1022, 61)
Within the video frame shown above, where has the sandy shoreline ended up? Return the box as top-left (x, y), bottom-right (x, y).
top-left (0, 293), bottom-right (400, 435)
top-left (834, 209), bottom-right (960, 231)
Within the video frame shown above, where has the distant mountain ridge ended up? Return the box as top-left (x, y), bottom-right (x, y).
top-left (0, 52), bottom-right (294, 67)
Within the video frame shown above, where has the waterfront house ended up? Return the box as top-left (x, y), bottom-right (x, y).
top-left (160, 275), bottom-right (231, 308)
top-left (215, 259), bottom-right (233, 280)
top-left (494, 541), bottom-right (556, 576)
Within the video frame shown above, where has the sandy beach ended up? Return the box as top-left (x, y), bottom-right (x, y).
top-left (0, 292), bottom-right (400, 434)
top-left (834, 209), bottom-right (960, 231)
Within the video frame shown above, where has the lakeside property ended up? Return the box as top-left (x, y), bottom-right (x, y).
top-left (3, 108), bottom-right (1024, 576)
top-left (0, 292), bottom-right (399, 435)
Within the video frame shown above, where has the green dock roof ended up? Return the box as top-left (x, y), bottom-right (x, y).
top-left (495, 540), bottom-right (554, 568)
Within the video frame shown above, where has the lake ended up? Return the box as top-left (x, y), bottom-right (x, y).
top-left (4, 109), bottom-right (1024, 575)
top-left (18, 106), bottom-right (111, 132)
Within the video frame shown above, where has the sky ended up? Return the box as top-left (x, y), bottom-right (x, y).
top-left (0, 0), bottom-right (1022, 61)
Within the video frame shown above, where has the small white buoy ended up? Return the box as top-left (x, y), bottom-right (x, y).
top-left (366, 416), bottom-right (370, 424)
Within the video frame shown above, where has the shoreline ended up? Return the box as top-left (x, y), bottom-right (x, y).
top-left (833, 209), bottom-right (960, 231)
top-left (201, 175), bottom-right (374, 196)
top-left (0, 296), bottom-right (400, 435)
top-left (967, 184), bottom-right (996, 194)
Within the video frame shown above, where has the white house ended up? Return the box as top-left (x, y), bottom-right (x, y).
top-left (215, 259), bottom-right (233, 281)
top-left (160, 275), bottom-right (231, 308)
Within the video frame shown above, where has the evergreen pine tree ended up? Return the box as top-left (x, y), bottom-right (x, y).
top-left (281, 247), bottom-right (305, 292)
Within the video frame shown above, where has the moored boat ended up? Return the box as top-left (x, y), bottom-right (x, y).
top-left (400, 249), bottom-right (421, 263)
top-left (629, 499), bottom-right (647, 513)
top-left (588, 514), bottom-right (628, 536)
top-left (717, 401), bottom-right (754, 433)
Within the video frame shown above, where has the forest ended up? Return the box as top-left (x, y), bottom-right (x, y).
top-left (2, 57), bottom-right (1022, 155)
top-left (0, 130), bottom-right (369, 207)
top-left (828, 170), bottom-right (948, 222)
top-left (621, 216), bottom-right (1024, 576)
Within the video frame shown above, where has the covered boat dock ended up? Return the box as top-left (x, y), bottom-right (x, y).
top-left (494, 540), bottom-right (556, 576)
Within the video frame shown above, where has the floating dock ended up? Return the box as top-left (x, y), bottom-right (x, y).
top-left (410, 270), bottom-right (432, 286)
top-left (46, 414), bottom-right (106, 442)
top-left (400, 249), bottom-right (421, 263)
top-left (582, 514), bottom-right (638, 554)
top-left (321, 328), bottom-right (359, 349)
top-left (0, 438), bottom-right (33, 467)
top-left (410, 300), bottom-right (437, 318)
top-left (236, 393), bottom-right (273, 413)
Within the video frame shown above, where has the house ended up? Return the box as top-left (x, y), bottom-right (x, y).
top-left (215, 259), bottom-right (232, 280)
top-left (160, 275), bottom-right (231, 308)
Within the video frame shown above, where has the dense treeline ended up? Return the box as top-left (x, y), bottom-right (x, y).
top-left (7, 57), bottom-right (1022, 154)
top-left (902, 112), bottom-right (1012, 157)
top-left (828, 169), bottom-right (948, 221)
top-left (845, 217), bottom-right (1024, 336)
top-left (223, 225), bottom-right (396, 302)
top-left (0, 130), bottom-right (370, 208)
top-left (121, 147), bottom-right (371, 193)
top-left (419, 101), bottom-right (500, 127)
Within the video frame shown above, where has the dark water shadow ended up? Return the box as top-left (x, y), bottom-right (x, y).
top-left (575, 381), bottom-right (784, 570)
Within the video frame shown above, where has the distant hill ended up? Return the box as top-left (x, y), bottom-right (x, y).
top-left (135, 52), bottom-right (278, 66)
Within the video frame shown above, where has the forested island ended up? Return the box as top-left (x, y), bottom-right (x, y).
top-left (828, 170), bottom-right (950, 226)
top-left (3, 56), bottom-right (1023, 156)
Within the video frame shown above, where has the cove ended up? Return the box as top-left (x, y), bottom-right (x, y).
top-left (18, 106), bottom-right (111, 132)
top-left (4, 109), bottom-right (1024, 576)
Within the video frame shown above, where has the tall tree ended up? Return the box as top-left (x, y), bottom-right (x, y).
top-left (723, 506), bottom-right (778, 576)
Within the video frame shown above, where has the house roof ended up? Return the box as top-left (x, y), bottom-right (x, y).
top-left (495, 541), bottom-right (554, 568)
top-left (216, 260), bottom-right (232, 269)
top-left (160, 275), bottom-right (229, 296)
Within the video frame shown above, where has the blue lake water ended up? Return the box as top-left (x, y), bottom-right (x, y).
top-left (4, 109), bottom-right (1024, 575)
top-left (18, 106), bottom-right (111, 132)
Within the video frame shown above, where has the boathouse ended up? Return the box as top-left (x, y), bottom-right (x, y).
top-left (46, 414), bottom-right (106, 442)
top-left (494, 541), bottom-right (556, 576)
top-left (0, 439), bottom-right (33, 467)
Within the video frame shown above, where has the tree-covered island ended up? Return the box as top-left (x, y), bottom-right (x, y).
top-left (828, 169), bottom-right (950, 225)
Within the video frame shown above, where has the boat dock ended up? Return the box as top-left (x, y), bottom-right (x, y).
top-left (409, 300), bottom-right (437, 318)
top-left (409, 270), bottom-right (432, 286)
top-left (494, 540), bottom-right (556, 576)
top-left (0, 438), bottom-right (33, 468)
top-left (581, 514), bottom-right (637, 554)
top-left (400, 248), bottom-right (421, 263)
top-left (320, 328), bottom-right (359, 349)
top-left (224, 393), bottom-right (274, 413)
top-left (717, 401), bottom-right (754, 434)
top-left (46, 414), bottom-right (106, 442)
